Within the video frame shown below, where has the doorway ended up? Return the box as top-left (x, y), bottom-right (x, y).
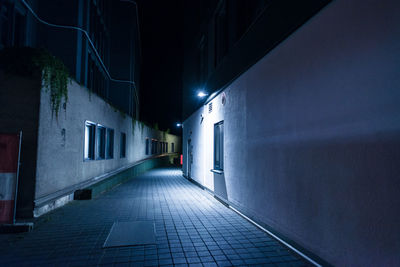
top-left (187, 139), bottom-right (192, 178)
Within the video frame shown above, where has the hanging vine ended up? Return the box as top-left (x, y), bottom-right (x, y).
top-left (131, 118), bottom-right (137, 136)
top-left (33, 49), bottom-right (70, 117)
top-left (131, 118), bottom-right (147, 136)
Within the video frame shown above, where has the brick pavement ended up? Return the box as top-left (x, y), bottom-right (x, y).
top-left (0, 168), bottom-right (311, 266)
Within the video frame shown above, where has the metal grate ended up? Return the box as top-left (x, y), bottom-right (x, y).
top-left (208, 102), bottom-right (213, 113)
top-left (103, 221), bottom-right (156, 248)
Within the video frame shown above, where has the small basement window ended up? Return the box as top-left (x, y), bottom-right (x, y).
top-left (120, 132), bottom-right (126, 158)
top-left (84, 121), bottom-right (96, 160)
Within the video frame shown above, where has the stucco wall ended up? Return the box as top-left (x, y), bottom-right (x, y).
top-left (183, 0), bottom-right (400, 266)
top-left (35, 79), bottom-right (181, 200)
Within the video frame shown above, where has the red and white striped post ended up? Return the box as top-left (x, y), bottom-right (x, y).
top-left (0, 133), bottom-right (21, 224)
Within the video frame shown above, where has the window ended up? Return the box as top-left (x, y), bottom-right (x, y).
top-left (166, 142), bottom-right (168, 153)
top-left (151, 140), bottom-right (156, 154)
top-left (84, 122), bottom-right (96, 160)
top-left (97, 125), bottom-right (106, 159)
top-left (214, 121), bottom-right (224, 170)
top-left (214, 1), bottom-right (228, 66)
top-left (120, 132), bottom-right (126, 158)
top-left (198, 35), bottom-right (208, 83)
top-left (171, 143), bottom-right (175, 153)
top-left (235, 0), bottom-right (269, 42)
top-left (13, 11), bottom-right (26, 47)
top-left (106, 128), bottom-right (114, 159)
top-left (0, 3), bottom-right (11, 49)
top-left (145, 138), bottom-right (149, 155)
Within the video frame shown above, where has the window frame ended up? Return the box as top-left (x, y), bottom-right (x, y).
top-left (213, 121), bottom-right (224, 170)
top-left (106, 128), bottom-right (114, 159)
top-left (151, 139), bottom-right (156, 154)
top-left (96, 124), bottom-right (106, 160)
top-left (120, 132), bottom-right (126, 158)
top-left (214, 0), bottom-right (228, 66)
top-left (84, 121), bottom-right (96, 161)
top-left (0, 3), bottom-right (12, 49)
top-left (145, 138), bottom-right (149, 155)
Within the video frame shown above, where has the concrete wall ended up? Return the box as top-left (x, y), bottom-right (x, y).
top-left (35, 79), bottom-right (181, 206)
top-left (1, 71), bottom-right (181, 218)
top-left (182, 0), bottom-right (400, 266)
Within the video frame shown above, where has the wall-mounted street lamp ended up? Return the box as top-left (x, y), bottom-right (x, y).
top-left (176, 123), bottom-right (182, 127)
top-left (197, 91), bottom-right (208, 98)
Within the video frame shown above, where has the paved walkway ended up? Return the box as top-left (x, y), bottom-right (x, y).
top-left (0, 168), bottom-right (310, 266)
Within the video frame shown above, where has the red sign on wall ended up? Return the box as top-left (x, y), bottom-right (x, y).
top-left (0, 133), bottom-right (20, 224)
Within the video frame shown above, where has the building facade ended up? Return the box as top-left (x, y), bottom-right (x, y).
top-left (0, 71), bottom-right (181, 219)
top-left (0, 0), bottom-right (182, 219)
top-left (182, 0), bottom-right (400, 266)
top-left (0, 0), bottom-right (139, 117)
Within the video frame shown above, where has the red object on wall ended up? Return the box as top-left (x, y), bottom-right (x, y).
top-left (180, 154), bottom-right (183, 165)
top-left (0, 134), bottom-right (20, 224)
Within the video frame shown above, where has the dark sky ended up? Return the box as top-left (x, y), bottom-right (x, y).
top-left (137, 0), bottom-right (183, 135)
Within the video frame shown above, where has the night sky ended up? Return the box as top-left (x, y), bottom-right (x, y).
top-left (137, 0), bottom-right (183, 135)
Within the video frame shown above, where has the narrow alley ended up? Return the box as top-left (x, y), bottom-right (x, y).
top-left (0, 168), bottom-right (309, 267)
top-left (1, 1), bottom-right (399, 265)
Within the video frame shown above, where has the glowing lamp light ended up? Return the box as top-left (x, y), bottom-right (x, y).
top-left (176, 123), bottom-right (182, 127)
top-left (197, 91), bottom-right (208, 98)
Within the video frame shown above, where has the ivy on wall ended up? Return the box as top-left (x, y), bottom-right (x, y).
top-left (35, 50), bottom-right (69, 117)
top-left (0, 47), bottom-right (69, 117)
top-left (131, 118), bottom-right (146, 136)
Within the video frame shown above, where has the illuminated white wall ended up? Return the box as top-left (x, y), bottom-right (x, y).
top-left (182, 0), bottom-right (400, 266)
top-left (183, 86), bottom-right (246, 196)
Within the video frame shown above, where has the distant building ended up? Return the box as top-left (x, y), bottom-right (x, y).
top-left (182, 0), bottom-right (400, 266)
top-left (0, 0), bottom-right (181, 220)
